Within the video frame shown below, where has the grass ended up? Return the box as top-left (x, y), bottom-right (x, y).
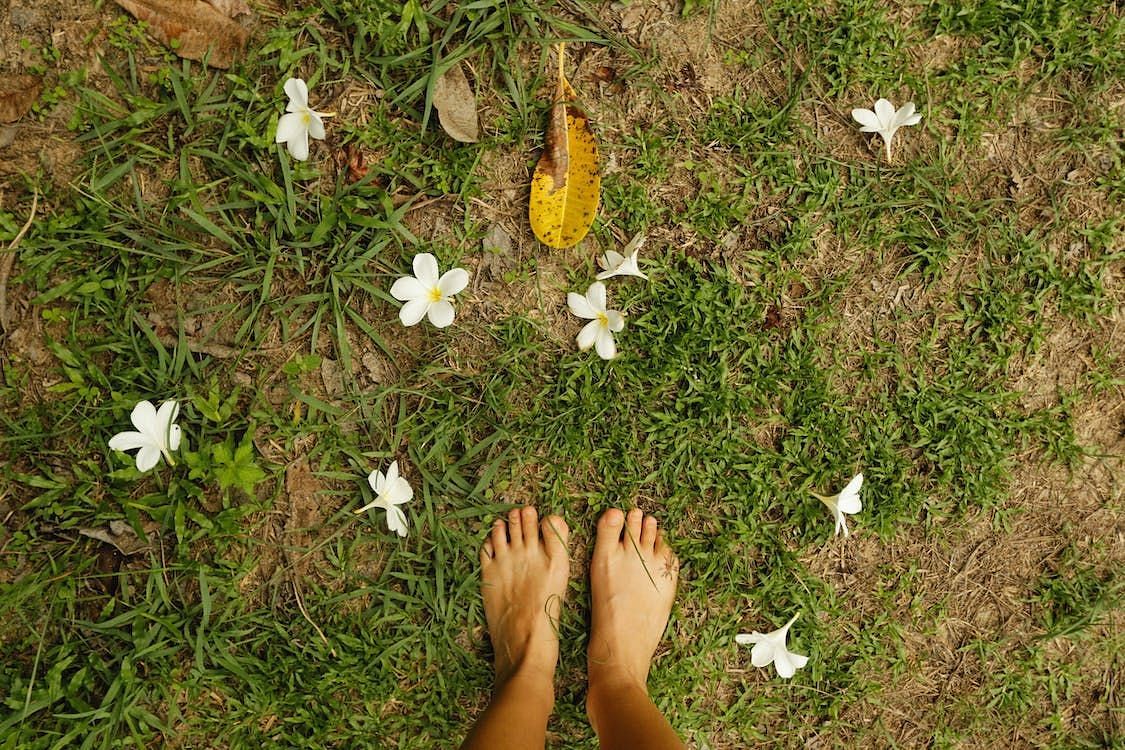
top-left (1, 0), bottom-right (1122, 748)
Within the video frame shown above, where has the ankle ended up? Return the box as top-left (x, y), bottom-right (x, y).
top-left (585, 670), bottom-right (649, 724)
top-left (496, 662), bottom-right (556, 708)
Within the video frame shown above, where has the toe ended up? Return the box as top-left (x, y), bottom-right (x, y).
top-left (521, 506), bottom-right (540, 550)
top-left (595, 508), bottom-right (626, 554)
top-left (490, 518), bottom-right (508, 556)
top-left (507, 508), bottom-right (524, 549)
top-left (540, 515), bottom-right (569, 560)
top-left (625, 508), bottom-right (644, 548)
top-left (640, 515), bottom-right (658, 551)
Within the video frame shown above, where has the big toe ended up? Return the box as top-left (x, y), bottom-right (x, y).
top-left (594, 508), bottom-right (626, 555)
top-left (540, 515), bottom-right (570, 561)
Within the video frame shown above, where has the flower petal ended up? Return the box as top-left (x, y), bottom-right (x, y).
top-left (385, 461), bottom-right (399, 485)
top-left (874, 98), bottom-right (895, 128)
top-left (735, 633), bottom-right (762, 645)
top-left (851, 107), bottom-right (881, 132)
top-left (587, 281), bottom-right (607, 313)
top-left (774, 648), bottom-right (797, 679)
top-left (307, 111), bottom-right (326, 140)
top-left (275, 112), bottom-right (305, 145)
top-left (129, 400), bottom-right (159, 435)
top-left (790, 652), bottom-right (809, 670)
top-left (750, 640), bottom-right (775, 668)
top-left (412, 253), bottom-right (440, 286)
top-left (605, 310), bottom-right (625, 333)
top-left (837, 473), bottom-right (863, 513)
top-left (427, 300), bottom-right (456, 328)
top-left (594, 328), bottom-right (617, 360)
top-left (598, 250), bottom-right (624, 271)
top-left (387, 505), bottom-right (408, 537)
top-left (368, 468), bottom-right (385, 493)
top-left (577, 320), bottom-right (600, 351)
top-left (135, 445), bottom-right (162, 473)
top-left (437, 268), bottom-right (469, 296)
top-left (168, 425), bottom-right (182, 452)
top-left (568, 292), bottom-right (596, 319)
top-left (109, 431), bottom-right (150, 452)
top-left (284, 78), bottom-right (308, 110)
top-left (835, 508), bottom-right (849, 537)
top-left (399, 297), bottom-right (430, 327)
top-left (287, 128), bottom-right (310, 161)
top-left (388, 477), bottom-right (414, 505)
top-left (155, 401), bottom-right (178, 443)
top-left (390, 276), bottom-right (427, 301)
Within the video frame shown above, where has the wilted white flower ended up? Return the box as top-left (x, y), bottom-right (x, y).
top-left (596, 233), bottom-right (649, 281)
top-left (736, 612), bottom-right (808, 679)
top-left (355, 460), bottom-right (414, 537)
top-left (275, 78), bottom-right (333, 161)
top-left (813, 473), bottom-right (864, 537)
top-left (567, 281), bottom-right (625, 360)
top-left (851, 99), bottom-right (922, 161)
top-left (108, 400), bottom-right (182, 472)
top-left (389, 253), bottom-right (470, 328)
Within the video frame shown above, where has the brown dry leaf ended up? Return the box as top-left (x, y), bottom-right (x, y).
top-left (203, 0), bottom-right (251, 17)
top-left (80, 519), bottom-right (161, 556)
top-left (432, 60), bottom-right (479, 143)
top-left (528, 44), bottom-right (601, 249)
top-left (0, 75), bottom-right (42, 124)
top-left (113, 0), bottom-right (248, 69)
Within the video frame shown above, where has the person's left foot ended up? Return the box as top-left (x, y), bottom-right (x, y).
top-left (479, 506), bottom-right (571, 689)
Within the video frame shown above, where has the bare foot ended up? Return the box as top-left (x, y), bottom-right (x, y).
top-left (479, 506), bottom-right (571, 689)
top-left (587, 508), bottom-right (679, 690)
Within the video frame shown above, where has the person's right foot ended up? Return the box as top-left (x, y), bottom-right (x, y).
top-left (587, 508), bottom-right (679, 690)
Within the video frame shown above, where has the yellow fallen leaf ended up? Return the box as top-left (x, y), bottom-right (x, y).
top-left (529, 44), bottom-right (600, 249)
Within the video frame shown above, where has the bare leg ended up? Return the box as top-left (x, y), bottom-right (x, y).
top-left (460, 507), bottom-right (571, 750)
top-left (587, 508), bottom-right (685, 750)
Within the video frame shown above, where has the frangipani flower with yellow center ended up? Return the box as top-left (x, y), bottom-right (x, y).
top-left (390, 253), bottom-right (470, 328)
top-left (812, 472), bottom-right (864, 537)
top-left (108, 400), bottom-right (182, 472)
top-left (851, 98), bottom-right (922, 161)
top-left (355, 460), bottom-right (414, 537)
top-left (736, 612), bottom-right (808, 679)
top-left (275, 77), bottom-right (334, 161)
top-left (567, 281), bottom-right (625, 360)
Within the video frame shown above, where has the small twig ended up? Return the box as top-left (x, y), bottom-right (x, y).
top-left (291, 579), bottom-right (335, 657)
top-left (0, 188), bottom-right (38, 333)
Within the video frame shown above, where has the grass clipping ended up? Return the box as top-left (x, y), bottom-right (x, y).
top-left (529, 44), bottom-right (600, 249)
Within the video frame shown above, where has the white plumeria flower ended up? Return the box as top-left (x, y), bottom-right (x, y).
top-left (108, 400), bottom-right (182, 472)
top-left (275, 77), bottom-right (334, 161)
top-left (355, 460), bottom-right (414, 537)
top-left (736, 612), bottom-right (808, 680)
top-left (567, 281), bottom-right (625, 360)
top-left (389, 253), bottom-right (470, 328)
top-left (851, 99), bottom-right (922, 161)
top-left (813, 473), bottom-right (864, 537)
top-left (596, 233), bottom-right (649, 281)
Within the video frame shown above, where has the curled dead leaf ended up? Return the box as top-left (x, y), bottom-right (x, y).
top-left (113, 0), bottom-right (248, 69)
top-left (80, 519), bottom-right (161, 556)
top-left (432, 60), bottom-right (479, 143)
top-left (528, 44), bottom-right (601, 249)
top-left (0, 75), bottom-right (42, 124)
